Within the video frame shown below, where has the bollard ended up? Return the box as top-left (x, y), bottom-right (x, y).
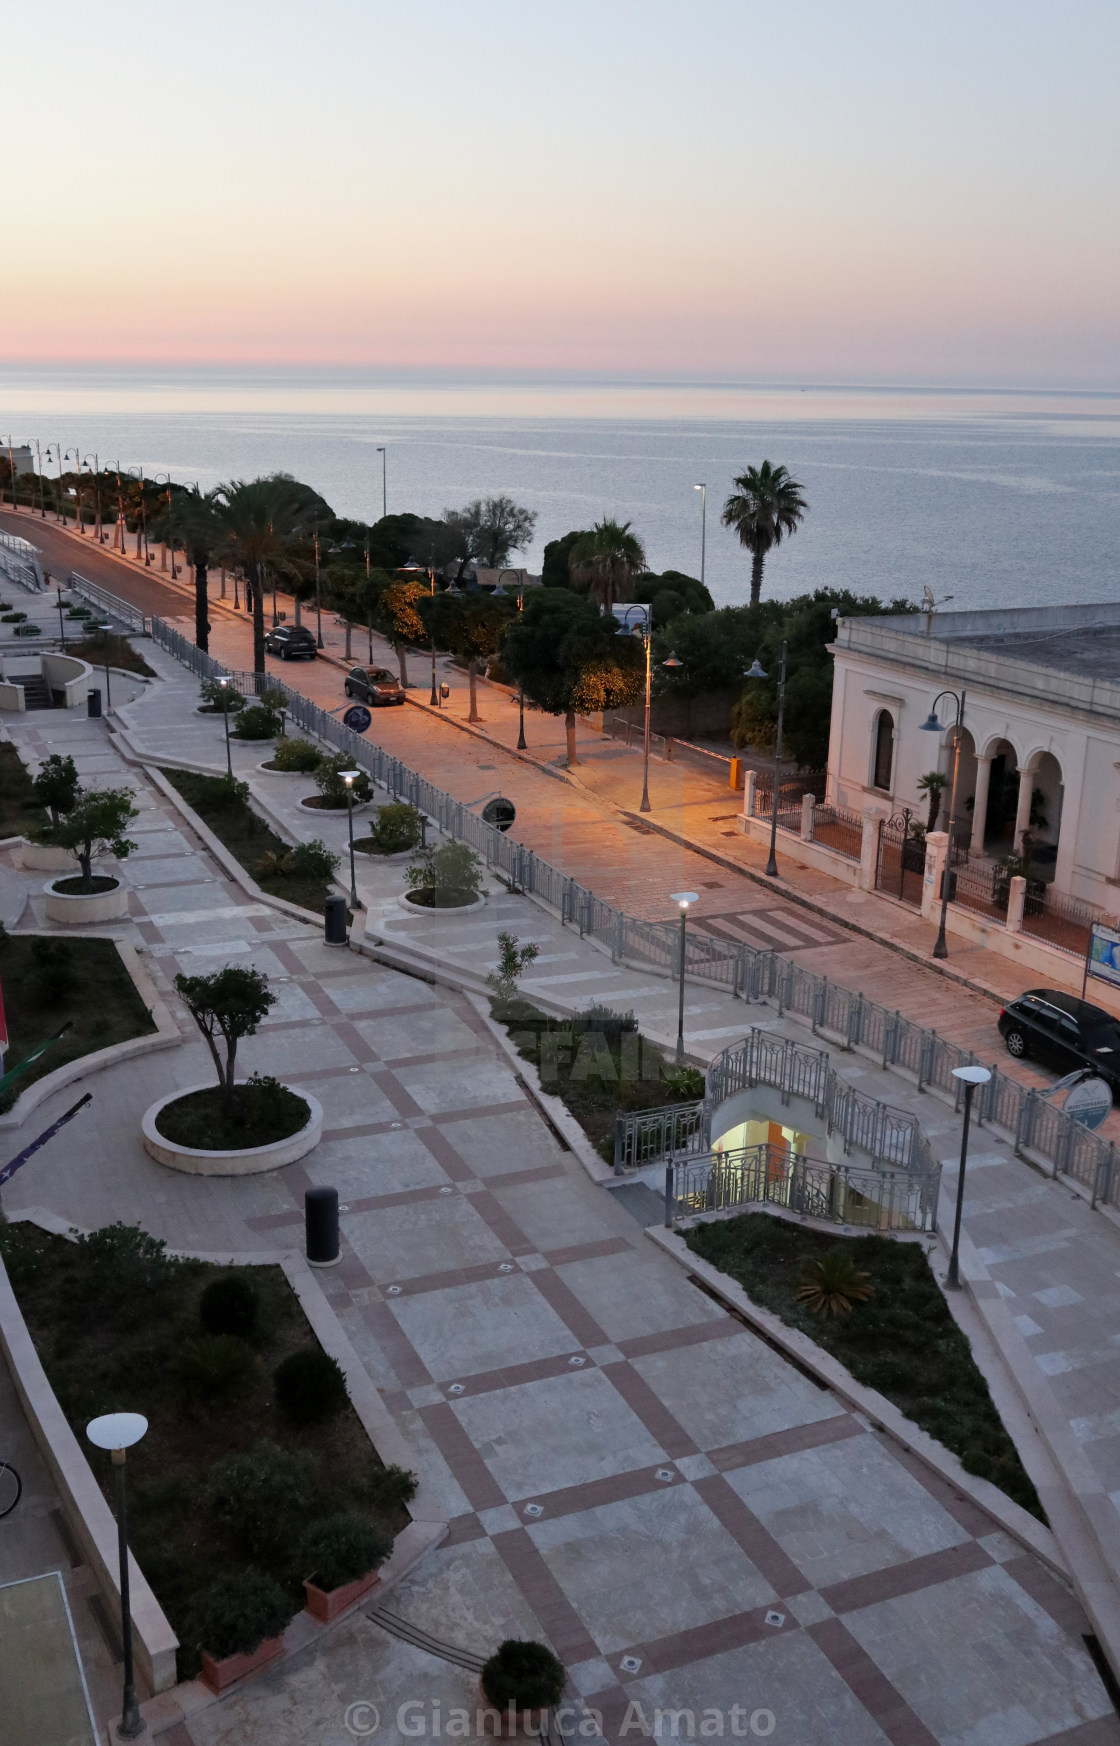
top-left (87, 688), bottom-right (102, 719)
top-left (305, 1186), bottom-right (339, 1266)
top-left (324, 893), bottom-right (347, 946)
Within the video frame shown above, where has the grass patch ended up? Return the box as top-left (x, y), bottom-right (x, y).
top-left (0, 741), bottom-right (49, 839)
top-left (67, 632), bottom-right (156, 678)
top-left (156, 1079), bottom-right (310, 1150)
top-left (51, 874), bottom-right (119, 896)
top-left (0, 1222), bottom-right (411, 1679)
top-left (493, 995), bottom-right (705, 1164)
top-left (685, 1213), bottom-right (1043, 1519)
top-left (0, 933), bottom-right (155, 1112)
top-left (160, 768), bottom-right (342, 916)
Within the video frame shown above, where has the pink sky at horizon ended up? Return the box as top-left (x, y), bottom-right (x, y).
top-left (5, 0), bottom-right (1119, 387)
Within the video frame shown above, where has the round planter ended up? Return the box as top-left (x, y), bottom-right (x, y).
top-left (299, 795), bottom-right (369, 816)
top-left (43, 875), bottom-right (129, 925)
top-left (17, 839), bottom-right (73, 872)
top-left (141, 1083), bottom-right (323, 1176)
top-left (354, 845), bottom-right (415, 865)
top-left (258, 759), bottom-right (317, 777)
top-left (302, 1569), bottom-right (382, 1623)
top-left (396, 889), bottom-right (486, 915)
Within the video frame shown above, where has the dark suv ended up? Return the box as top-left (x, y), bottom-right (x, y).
top-left (344, 666), bottom-right (405, 706)
top-left (997, 988), bottom-right (1120, 1094)
top-left (263, 624), bottom-right (317, 661)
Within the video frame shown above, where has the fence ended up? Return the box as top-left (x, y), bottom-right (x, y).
top-left (946, 855), bottom-right (1010, 923)
top-left (0, 531), bottom-right (45, 593)
top-left (810, 801), bottom-right (862, 861)
top-left (68, 572), bottom-right (153, 636)
top-left (601, 712), bottom-right (740, 785)
top-left (124, 602), bottom-right (1120, 1217)
top-left (669, 1143), bottom-right (933, 1233)
top-left (1022, 883), bottom-right (1100, 959)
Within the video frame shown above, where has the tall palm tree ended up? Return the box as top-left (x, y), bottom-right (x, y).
top-left (568, 518), bottom-right (646, 612)
top-left (153, 486), bottom-right (224, 652)
top-left (721, 462), bottom-right (808, 608)
top-left (214, 476), bottom-right (326, 673)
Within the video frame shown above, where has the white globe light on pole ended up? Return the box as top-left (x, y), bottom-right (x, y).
top-left (670, 891), bottom-right (699, 1062)
top-left (87, 1413), bottom-right (148, 1738)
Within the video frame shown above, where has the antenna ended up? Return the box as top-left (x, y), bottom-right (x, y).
top-left (921, 587), bottom-right (955, 634)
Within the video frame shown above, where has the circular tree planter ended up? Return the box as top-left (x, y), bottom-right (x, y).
top-left (142, 1083), bottom-right (323, 1176)
top-left (43, 875), bottom-right (129, 925)
top-left (17, 839), bottom-right (73, 872)
top-left (397, 889), bottom-right (486, 915)
top-left (299, 795), bottom-right (369, 816)
top-left (258, 759), bottom-right (316, 777)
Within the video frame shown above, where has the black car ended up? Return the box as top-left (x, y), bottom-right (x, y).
top-left (263, 625), bottom-right (317, 660)
top-left (997, 988), bottom-right (1120, 1094)
top-left (344, 666), bottom-right (405, 706)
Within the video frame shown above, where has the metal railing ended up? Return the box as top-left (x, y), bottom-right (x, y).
top-left (0, 531), bottom-right (45, 593)
top-left (947, 855), bottom-right (1010, 922)
top-left (1022, 883), bottom-right (1102, 959)
top-left (669, 1142), bottom-right (934, 1233)
top-left (135, 606), bottom-right (1120, 1217)
top-left (811, 802), bottom-right (862, 861)
top-left (68, 572), bottom-right (152, 635)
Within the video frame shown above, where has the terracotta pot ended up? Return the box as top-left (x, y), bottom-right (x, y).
top-left (200, 1633), bottom-right (284, 1693)
top-left (477, 1679), bottom-right (547, 1738)
top-left (302, 1569), bottom-right (382, 1623)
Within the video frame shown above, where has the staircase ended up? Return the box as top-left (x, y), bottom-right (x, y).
top-left (20, 675), bottom-right (53, 711)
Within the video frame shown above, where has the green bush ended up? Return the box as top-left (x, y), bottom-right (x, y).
top-left (404, 840), bottom-right (483, 906)
top-left (14, 623), bottom-right (41, 637)
top-left (314, 753), bottom-right (372, 807)
top-left (199, 676), bottom-right (245, 714)
top-left (269, 736), bottom-right (321, 773)
top-left (300, 1513), bottom-right (392, 1591)
top-left (289, 839), bottom-right (340, 881)
top-left (204, 1440), bottom-right (318, 1563)
top-left (273, 1348), bottom-right (349, 1426)
top-left (27, 935), bottom-right (76, 1003)
top-left (367, 802), bottom-right (424, 855)
top-left (191, 1568), bottom-right (293, 1660)
top-left (200, 1274), bottom-right (259, 1339)
top-left (174, 1333), bottom-right (258, 1399)
top-left (68, 1223), bottom-right (180, 1320)
top-left (662, 1064), bottom-right (706, 1100)
top-left (1, 611), bottom-right (27, 624)
top-left (481, 1640), bottom-right (565, 1711)
top-left (367, 1463), bottom-right (419, 1513)
top-left (201, 774), bottom-right (251, 810)
top-left (232, 703), bottom-right (282, 740)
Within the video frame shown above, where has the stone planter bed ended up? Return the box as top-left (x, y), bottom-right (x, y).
top-left (397, 889), bottom-right (486, 914)
top-left (299, 794), bottom-right (369, 815)
top-left (302, 1568), bottom-right (382, 1623)
top-left (201, 1634), bottom-right (284, 1694)
top-left (142, 1082), bottom-right (323, 1176)
top-left (15, 838), bottom-right (74, 872)
top-left (43, 874), bottom-right (129, 925)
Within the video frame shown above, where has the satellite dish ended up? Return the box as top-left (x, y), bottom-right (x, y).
top-left (482, 797), bottom-right (516, 831)
top-left (1063, 1075), bottom-right (1113, 1130)
top-left (342, 704), bottom-right (372, 734)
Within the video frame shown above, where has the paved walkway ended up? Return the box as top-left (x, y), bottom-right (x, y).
top-left (0, 666), bottom-right (1115, 1742)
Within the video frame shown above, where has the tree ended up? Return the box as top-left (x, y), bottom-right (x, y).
top-left (154, 485), bottom-right (225, 652)
top-left (31, 754), bottom-right (79, 827)
top-left (501, 590), bottom-right (643, 767)
top-left (917, 771), bottom-right (949, 832)
top-left (541, 529), bottom-right (589, 590)
top-left (372, 575), bottom-right (428, 688)
top-left (215, 475), bottom-right (328, 673)
top-left (443, 496), bottom-right (537, 572)
top-left (425, 589), bottom-right (515, 723)
top-left (55, 786), bottom-right (139, 892)
top-left (631, 569), bottom-right (714, 628)
top-left (173, 966), bottom-right (276, 1111)
top-left (568, 518), bottom-right (646, 612)
top-left (721, 461), bottom-right (808, 608)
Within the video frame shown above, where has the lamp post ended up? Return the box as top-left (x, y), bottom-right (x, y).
top-left (693, 483), bottom-right (707, 588)
top-left (44, 443), bottom-right (65, 522)
top-left (745, 640), bottom-right (787, 877)
top-left (218, 677), bottom-right (234, 778)
top-left (341, 771), bottom-right (361, 907)
top-left (56, 583), bottom-right (66, 647)
top-left (947, 1065), bottom-right (990, 1288)
top-left (125, 467), bottom-right (150, 564)
top-left (919, 687), bottom-right (967, 959)
top-left (86, 1412), bottom-right (148, 1739)
top-left (150, 474), bottom-right (174, 573)
top-left (497, 570), bottom-right (528, 748)
top-left (670, 891), bottom-right (699, 1062)
top-left (428, 568), bottom-right (441, 706)
top-left (65, 448), bottom-right (84, 533)
top-left (617, 603), bottom-right (657, 813)
top-left (376, 447), bottom-right (387, 519)
top-left (32, 439), bottom-right (47, 518)
top-left (97, 621), bottom-right (113, 711)
top-left (81, 454), bottom-right (103, 542)
top-left (313, 532), bottom-right (324, 649)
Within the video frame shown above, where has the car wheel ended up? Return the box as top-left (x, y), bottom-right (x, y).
top-left (1005, 1029), bottom-right (1027, 1059)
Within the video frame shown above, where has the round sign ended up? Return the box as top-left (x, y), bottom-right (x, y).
top-left (342, 704), bottom-right (372, 734)
top-left (1064, 1075), bottom-right (1113, 1130)
top-left (482, 797), bottom-right (516, 832)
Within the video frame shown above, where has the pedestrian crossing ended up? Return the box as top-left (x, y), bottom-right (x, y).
top-left (694, 904), bottom-right (848, 954)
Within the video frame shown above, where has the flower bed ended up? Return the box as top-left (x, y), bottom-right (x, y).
top-left (0, 933), bottom-right (155, 1112)
top-left (160, 769), bottom-right (342, 915)
top-left (154, 1078), bottom-right (309, 1150)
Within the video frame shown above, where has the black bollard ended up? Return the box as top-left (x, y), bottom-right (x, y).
top-left (324, 893), bottom-right (347, 946)
top-left (87, 688), bottom-right (102, 718)
top-left (305, 1186), bottom-right (339, 1267)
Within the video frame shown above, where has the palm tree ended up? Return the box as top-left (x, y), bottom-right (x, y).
top-left (153, 486), bottom-right (224, 652)
top-left (214, 476), bottom-right (326, 673)
top-left (721, 462), bottom-right (808, 608)
top-left (568, 518), bottom-right (646, 612)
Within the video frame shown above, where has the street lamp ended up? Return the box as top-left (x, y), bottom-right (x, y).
top-left (218, 677), bottom-right (234, 778)
top-left (44, 443), bottom-right (66, 522)
top-left (313, 532), bottom-right (324, 649)
top-left (947, 1065), bottom-right (990, 1288)
top-left (670, 891), bottom-right (699, 1063)
top-left (125, 467), bottom-right (150, 565)
top-left (65, 447), bottom-right (84, 534)
top-left (96, 622), bottom-right (113, 711)
top-left (86, 1412), bottom-right (148, 1739)
top-left (693, 483), bottom-right (707, 588)
top-left (81, 454), bottom-right (103, 542)
top-left (919, 687), bottom-right (967, 960)
top-left (56, 582), bottom-right (66, 647)
top-left (32, 438), bottom-right (47, 518)
top-left (617, 604), bottom-right (657, 812)
top-left (497, 570), bottom-right (527, 748)
top-left (745, 640), bottom-right (787, 877)
top-left (376, 447), bottom-right (387, 519)
top-left (341, 770), bottom-right (361, 908)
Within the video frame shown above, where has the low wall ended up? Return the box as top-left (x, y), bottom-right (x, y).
top-left (42, 651), bottom-right (93, 708)
top-left (736, 813), bottom-right (861, 887)
top-left (0, 680), bottom-right (24, 711)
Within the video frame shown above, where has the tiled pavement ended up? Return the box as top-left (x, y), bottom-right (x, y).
top-left (0, 688), bottom-right (1118, 1740)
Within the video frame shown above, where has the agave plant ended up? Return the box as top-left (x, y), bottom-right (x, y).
top-left (795, 1250), bottom-right (873, 1318)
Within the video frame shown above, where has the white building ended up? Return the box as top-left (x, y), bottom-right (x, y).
top-left (827, 602), bottom-right (1120, 910)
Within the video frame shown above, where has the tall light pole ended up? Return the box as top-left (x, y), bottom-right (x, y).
top-left (3, 436), bottom-right (18, 511)
top-left (86, 1412), bottom-right (148, 1739)
top-left (745, 641), bottom-right (787, 878)
top-left (693, 483), bottom-right (707, 588)
top-left (342, 770), bottom-right (361, 908)
top-left (43, 444), bottom-right (65, 522)
top-left (151, 474), bottom-right (174, 573)
top-left (82, 454), bottom-right (103, 542)
top-left (32, 439), bottom-right (47, 518)
top-left (919, 687), bottom-right (967, 960)
top-left (947, 1065), bottom-right (990, 1287)
top-left (376, 447), bottom-right (387, 520)
top-left (218, 677), bottom-right (234, 778)
top-left (617, 603), bottom-right (656, 812)
top-left (497, 570), bottom-right (527, 748)
top-left (65, 448), bottom-right (84, 533)
top-left (97, 621), bottom-right (113, 710)
top-left (313, 532), bottom-right (324, 649)
top-left (670, 891), bottom-right (699, 1063)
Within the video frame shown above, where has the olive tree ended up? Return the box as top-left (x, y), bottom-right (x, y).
top-left (55, 786), bottom-right (139, 892)
top-left (174, 966), bottom-right (277, 1109)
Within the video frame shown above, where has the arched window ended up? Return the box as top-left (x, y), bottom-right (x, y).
top-left (872, 710), bottom-right (894, 791)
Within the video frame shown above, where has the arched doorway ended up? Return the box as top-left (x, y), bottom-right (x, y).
top-left (872, 709), bottom-right (894, 792)
top-left (1024, 751), bottom-right (1064, 883)
top-left (982, 739), bottom-right (1020, 852)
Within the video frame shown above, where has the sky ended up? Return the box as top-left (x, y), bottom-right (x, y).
top-left (3, 0), bottom-right (1119, 385)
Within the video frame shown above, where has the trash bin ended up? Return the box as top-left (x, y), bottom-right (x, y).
top-left (87, 688), bottom-right (102, 719)
top-left (324, 893), bottom-right (348, 945)
top-left (305, 1186), bottom-right (339, 1267)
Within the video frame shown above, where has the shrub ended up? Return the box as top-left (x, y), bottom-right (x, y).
top-left (68, 1223), bottom-right (179, 1319)
top-left (232, 702), bottom-right (282, 740)
top-left (191, 1569), bottom-right (293, 1661)
top-left (662, 1064), bottom-right (706, 1100)
top-left (200, 1274), bottom-right (259, 1339)
top-left (15, 623), bottom-right (41, 636)
top-left (314, 753), bottom-right (373, 807)
top-left (269, 736), bottom-right (321, 773)
top-left (481, 1640), bottom-right (565, 1711)
top-left (203, 774), bottom-right (251, 811)
top-left (204, 1440), bottom-right (318, 1563)
top-left (257, 839), bottom-right (339, 883)
top-left (273, 1348), bottom-right (349, 1426)
top-left (796, 1252), bottom-right (874, 1318)
top-left (199, 676), bottom-right (245, 713)
top-left (486, 930), bottom-right (540, 1003)
top-left (404, 840), bottom-right (483, 906)
top-left (174, 1333), bottom-right (257, 1399)
top-left (27, 935), bottom-right (76, 1003)
top-left (300, 1513), bottom-right (392, 1591)
top-left (367, 1463), bottom-right (419, 1513)
top-left (2, 611), bottom-right (27, 624)
top-left (367, 802), bottom-right (425, 855)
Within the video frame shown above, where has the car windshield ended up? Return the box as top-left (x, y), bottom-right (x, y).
top-left (369, 670), bottom-right (395, 683)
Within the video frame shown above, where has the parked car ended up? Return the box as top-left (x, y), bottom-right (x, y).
top-left (997, 988), bottom-right (1120, 1094)
top-left (264, 624), bottom-right (317, 661)
top-left (344, 666), bottom-right (405, 706)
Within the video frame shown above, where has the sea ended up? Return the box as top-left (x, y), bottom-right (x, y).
top-left (2, 368), bottom-right (1119, 614)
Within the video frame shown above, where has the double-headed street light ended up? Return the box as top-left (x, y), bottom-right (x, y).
top-left (919, 687), bottom-right (967, 959)
top-left (81, 454), bottom-right (103, 542)
top-left (693, 483), bottom-right (707, 588)
top-left (947, 1064), bottom-right (990, 1288)
top-left (341, 770), bottom-right (362, 908)
top-left (86, 1412), bottom-right (148, 1739)
top-left (745, 640), bottom-right (788, 878)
